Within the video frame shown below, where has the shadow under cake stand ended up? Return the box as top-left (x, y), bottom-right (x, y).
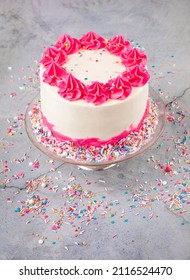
top-left (25, 87), bottom-right (166, 171)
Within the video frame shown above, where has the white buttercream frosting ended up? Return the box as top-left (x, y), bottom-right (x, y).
top-left (64, 49), bottom-right (126, 84)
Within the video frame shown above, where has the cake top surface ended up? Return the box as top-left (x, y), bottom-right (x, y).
top-left (40, 31), bottom-right (150, 105)
top-left (65, 49), bottom-right (126, 85)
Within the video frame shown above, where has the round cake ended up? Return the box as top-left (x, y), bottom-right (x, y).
top-left (39, 32), bottom-right (150, 148)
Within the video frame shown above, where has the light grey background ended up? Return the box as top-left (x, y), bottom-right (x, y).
top-left (0, 0), bottom-right (190, 260)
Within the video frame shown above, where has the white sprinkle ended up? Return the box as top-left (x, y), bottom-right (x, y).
top-left (41, 182), bottom-right (47, 188)
top-left (99, 180), bottom-right (105, 183)
top-left (38, 239), bottom-right (44, 245)
top-left (169, 202), bottom-right (174, 209)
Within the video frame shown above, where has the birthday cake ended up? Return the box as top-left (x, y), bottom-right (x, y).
top-left (39, 32), bottom-right (150, 148)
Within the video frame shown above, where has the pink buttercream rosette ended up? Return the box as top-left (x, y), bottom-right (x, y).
top-left (80, 31), bottom-right (106, 50)
top-left (58, 74), bottom-right (87, 101)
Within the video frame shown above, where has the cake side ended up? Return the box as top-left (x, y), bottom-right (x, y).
top-left (40, 65), bottom-right (149, 142)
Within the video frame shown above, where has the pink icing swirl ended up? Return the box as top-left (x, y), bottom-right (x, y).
top-left (43, 61), bottom-right (67, 86)
top-left (85, 82), bottom-right (109, 105)
top-left (123, 65), bottom-right (150, 87)
top-left (107, 76), bottom-right (132, 100)
top-left (40, 47), bottom-right (67, 67)
top-left (121, 48), bottom-right (147, 67)
top-left (54, 34), bottom-right (81, 54)
top-left (80, 31), bottom-right (106, 50)
top-left (106, 35), bottom-right (131, 55)
top-left (58, 74), bottom-right (87, 101)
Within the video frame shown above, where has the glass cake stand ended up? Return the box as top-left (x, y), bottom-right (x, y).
top-left (25, 87), bottom-right (165, 171)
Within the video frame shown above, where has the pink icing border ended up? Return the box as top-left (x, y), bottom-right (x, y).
top-left (41, 101), bottom-right (149, 148)
top-left (40, 32), bottom-right (150, 105)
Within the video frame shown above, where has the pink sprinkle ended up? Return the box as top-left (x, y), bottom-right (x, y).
top-left (10, 93), bottom-right (17, 98)
top-left (52, 225), bottom-right (58, 231)
top-left (33, 160), bottom-right (40, 169)
top-left (148, 214), bottom-right (153, 220)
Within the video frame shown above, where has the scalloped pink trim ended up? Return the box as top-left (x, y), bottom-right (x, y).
top-left (43, 61), bottom-right (67, 86)
top-left (122, 65), bottom-right (150, 87)
top-left (121, 48), bottom-right (147, 67)
top-left (105, 35), bottom-right (131, 55)
top-left (40, 47), bottom-right (67, 67)
top-left (85, 82), bottom-right (109, 105)
top-left (58, 74), bottom-right (87, 101)
top-left (54, 34), bottom-right (81, 54)
top-left (80, 31), bottom-right (106, 50)
top-left (107, 76), bottom-right (132, 100)
top-left (41, 32), bottom-right (150, 105)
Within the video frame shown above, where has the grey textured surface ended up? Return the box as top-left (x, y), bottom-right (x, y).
top-left (0, 0), bottom-right (190, 260)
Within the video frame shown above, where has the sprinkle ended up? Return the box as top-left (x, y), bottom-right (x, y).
top-left (165, 165), bottom-right (172, 173)
top-left (148, 213), bottom-right (154, 220)
top-left (99, 180), bottom-right (106, 183)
